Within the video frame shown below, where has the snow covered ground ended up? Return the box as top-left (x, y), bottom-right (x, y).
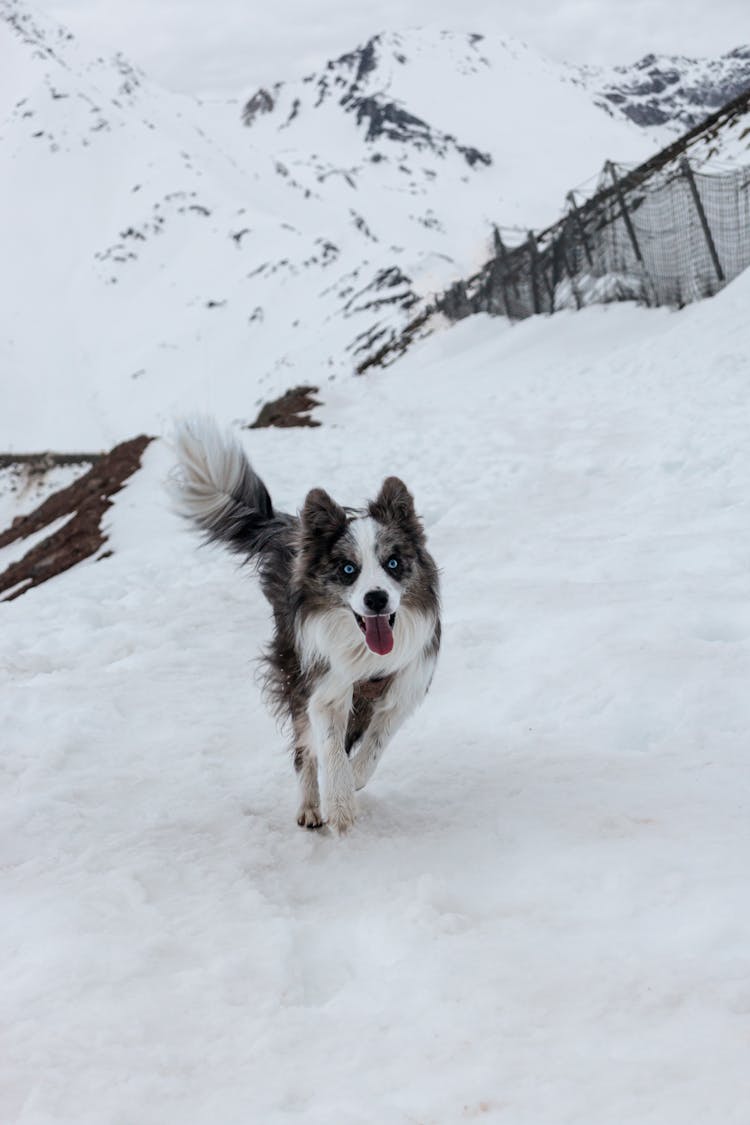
top-left (4, 263), bottom-right (750, 1121)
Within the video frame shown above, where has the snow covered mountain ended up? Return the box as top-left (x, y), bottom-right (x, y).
top-left (582, 46), bottom-right (750, 132)
top-left (2, 0), bottom-right (749, 457)
top-left (238, 29), bottom-right (657, 241)
top-left (1, 3), bottom-right (660, 451)
top-left (1, 0), bottom-right (409, 448)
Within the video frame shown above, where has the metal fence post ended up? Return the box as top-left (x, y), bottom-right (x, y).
top-left (528, 231), bottom-right (555, 313)
top-left (605, 160), bottom-right (645, 264)
top-left (491, 227), bottom-right (513, 316)
top-left (680, 157), bottom-right (725, 285)
top-left (566, 191), bottom-right (594, 266)
top-left (558, 220), bottom-right (583, 310)
top-left (493, 226), bottom-right (520, 297)
top-left (527, 232), bottom-right (541, 314)
top-left (605, 160), bottom-right (653, 306)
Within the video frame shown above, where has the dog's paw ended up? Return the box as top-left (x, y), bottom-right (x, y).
top-left (297, 804), bottom-right (324, 829)
top-left (325, 795), bottom-right (358, 835)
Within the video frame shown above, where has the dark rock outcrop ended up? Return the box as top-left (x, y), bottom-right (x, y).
top-left (0, 435), bottom-right (153, 601)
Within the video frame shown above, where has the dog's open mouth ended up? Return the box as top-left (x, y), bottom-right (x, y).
top-left (354, 612), bottom-right (396, 656)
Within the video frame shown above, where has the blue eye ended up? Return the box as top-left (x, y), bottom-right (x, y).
top-left (342, 562), bottom-right (356, 575)
top-left (387, 557), bottom-right (399, 569)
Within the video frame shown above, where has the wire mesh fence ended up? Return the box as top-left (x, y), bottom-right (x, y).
top-left (437, 87), bottom-right (750, 325)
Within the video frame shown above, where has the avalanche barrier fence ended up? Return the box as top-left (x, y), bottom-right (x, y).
top-left (437, 87), bottom-right (750, 325)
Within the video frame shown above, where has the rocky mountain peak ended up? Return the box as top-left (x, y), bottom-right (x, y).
top-left (583, 46), bottom-right (750, 130)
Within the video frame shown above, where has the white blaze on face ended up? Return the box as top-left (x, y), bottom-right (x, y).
top-left (346, 517), bottom-right (402, 655)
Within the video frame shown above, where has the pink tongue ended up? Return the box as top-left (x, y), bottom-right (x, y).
top-left (364, 614), bottom-right (394, 656)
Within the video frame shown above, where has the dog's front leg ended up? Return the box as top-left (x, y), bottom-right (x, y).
top-left (351, 652), bottom-right (437, 791)
top-left (309, 683), bottom-right (356, 834)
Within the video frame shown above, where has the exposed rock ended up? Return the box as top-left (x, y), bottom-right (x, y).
top-left (242, 86), bottom-right (277, 126)
top-left (0, 435), bottom-right (153, 601)
top-left (248, 386), bottom-right (321, 429)
top-left (335, 36), bottom-right (380, 85)
top-left (243, 31), bottom-right (492, 169)
top-left (586, 47), bottom-right (750, 131)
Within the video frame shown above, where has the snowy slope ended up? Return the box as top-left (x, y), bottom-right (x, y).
top-left (0, 5), bottom-right (660, 451)
top-left (3, 259), bottom-right (750, 1122)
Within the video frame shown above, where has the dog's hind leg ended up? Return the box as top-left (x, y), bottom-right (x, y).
top-left (351, 650), bottom-right (437, 791)
top-left (349, 702), bottom-right (397, 792)
top-left (293, 721), bottom-right (323, 829)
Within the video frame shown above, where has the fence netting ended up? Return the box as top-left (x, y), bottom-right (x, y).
top-left (438, 156), bottom-right (750, 324)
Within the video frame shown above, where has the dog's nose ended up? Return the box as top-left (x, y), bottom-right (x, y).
top-left (364, 588), bottom-right (389, 614)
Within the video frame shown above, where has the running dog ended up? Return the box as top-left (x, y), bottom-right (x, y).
top-left (170, 419), bottom-right (440, 833)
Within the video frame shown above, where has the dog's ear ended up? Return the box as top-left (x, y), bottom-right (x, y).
top-left (301, 488), bottom-right (347, 538)
top-left (369, 477), bottom-right (422, 537)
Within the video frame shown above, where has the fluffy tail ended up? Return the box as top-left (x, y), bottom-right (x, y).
top-left (169, 418), bottom-right (292, 560)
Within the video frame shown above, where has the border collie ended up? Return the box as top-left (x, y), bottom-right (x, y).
top-left (170, 420), bottom-right (440, 833)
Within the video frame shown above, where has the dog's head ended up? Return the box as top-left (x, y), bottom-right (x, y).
top-left (296, 477), bottom-right (437, 656)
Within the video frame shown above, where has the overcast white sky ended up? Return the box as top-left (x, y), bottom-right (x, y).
top-left (37, 0), bottom-right (750, 97)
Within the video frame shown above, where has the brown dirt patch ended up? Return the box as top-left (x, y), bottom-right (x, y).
top-left (0, 435), bottom-right (153, 602)
top-left (248, 385), bottom-right (321, 429)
